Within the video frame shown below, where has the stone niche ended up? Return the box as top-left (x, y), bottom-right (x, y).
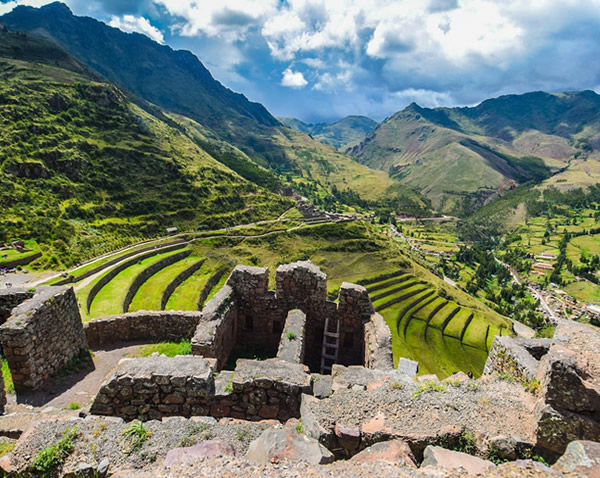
top-left (0, 286), bottom-right (88, 391)
top-left (192, 261), bottom-right (381, 373)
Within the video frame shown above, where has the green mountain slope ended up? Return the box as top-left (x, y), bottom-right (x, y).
top-left (348, 92), bottom-right (600, 213)
top-left (0, 30), bottom-right (290, 268)
top-left (278, 115), bottom-right (377, 149)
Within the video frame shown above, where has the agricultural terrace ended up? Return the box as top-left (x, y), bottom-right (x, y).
top-left (362, 271), bottom-right (513, 379)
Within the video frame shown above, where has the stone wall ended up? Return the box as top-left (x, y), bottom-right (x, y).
top-left (0, 289), bottom-right (34, 324)
top-left (91, 356), bottom-right (312, 422)
top-left (206, 261), bottom-right (379, 373)
top-left (363, 312), bottom-right (394, 370)
top-left (122, 249), bottom-right (192, 313)
top-left (277, 309), bottom-right (306, 364)
top-left (85, 310), bottom-right (202, 347)
top-left (483, 336), bottom-right (550, 381)
top-left (0, 286), bottom-right (87, 390)
top-left (0, 252), bottom-right (42, 270)
top-left (191, 285), bottom-right (237, 369)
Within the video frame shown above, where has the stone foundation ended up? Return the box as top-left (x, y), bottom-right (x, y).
top-left (0, 289), bottom-right (34, 324)
top-left (0, 286), bottom-right (87, 391)
top-left (192, 261), bottom-right (388, 373)
top-left (91, 356), bottom-right (312, 422)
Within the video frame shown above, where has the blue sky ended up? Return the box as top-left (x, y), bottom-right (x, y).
top-left (2, 0), bottom-right (600, 122)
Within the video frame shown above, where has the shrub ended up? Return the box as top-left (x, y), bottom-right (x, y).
top-left (411, 381), bottom-right (446, 400)
top-left (69, 402), bottom-right (81, 410)
top-left (286, 331), bottom-right (297, 340)
top-left (32, 427), bottom-right (79, 473)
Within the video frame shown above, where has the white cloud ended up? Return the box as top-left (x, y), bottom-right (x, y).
top-left (281, 68), bottom-right (308, 88)
top-left (0, 0), bottom-right (56, 15)
top-left (109, 14), bottom-right (164, 43)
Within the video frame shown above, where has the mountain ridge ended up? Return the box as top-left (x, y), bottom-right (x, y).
top-left (278, 115), bottom-right (377, 149)
top-left (347, 90), bottom-right (600, 213)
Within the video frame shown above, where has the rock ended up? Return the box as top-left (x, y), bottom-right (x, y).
top-left (164, 440), bottom-right (238, 466)
top-left (421, 446), bottom-right (496, 475)
top-left (64, 462), bottom-right (95, 477)
top-left (444, 372), bottom-right (470, 383)
top-left (416, 374), bottom-right (439, 382)
top-left (489, 435), bottom-right (518, 461)
top-left (245, 427), bottom-right (334, 465)
top-left (334, 422), bottom-right (360, 451)
top-left (350, 439), bottom-right (416, 467)
top-left (397, 358), bottom-right (419, 377)
top-left (312, 374), bottom-right (332, 399)
top-left (97, 458), bottom-right (110, 477)
top-left (553, 440), bottom-right (600, 476)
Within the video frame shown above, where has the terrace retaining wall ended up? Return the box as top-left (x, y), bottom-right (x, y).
top-left (160, 259), bottom-right (205, 310)
top-left (0, 252), bottom-right (42, 269)
top-left (0, 286), bottom-right (87, 391)
top-left (122, 249), bottom-right (192, 313)
top-left (85, 311), bottom-right (202, 347)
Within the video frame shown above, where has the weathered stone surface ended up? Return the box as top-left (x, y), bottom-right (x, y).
top-left (350, 439), bottom-right (416, 467)
top-left (397, 358), bottom-right (419, 377)
top-left (335, 422), bottom-right (360, 451)
top-left (245, 427), bottom-right (334, 465)
top-left (484, 336), bottom-right (545, 381)
top-left (311, 374), bottom-right (332, 399)
top-left (0, 288), bottom-right (34, 323)
top-left (363, 312), bottom-right (394, 371)
top-left (0, 286), bottom-right (87, 391)
top-left (164, 440), bottom-right (238, 466)
top-left (552, 440), bottom-right (600, 476)
top-left (277, 309), bottom-right (306, 364)
top-left (421, 446), bottom-right (495, 475)
top-left (534, 320), bottom-right (600, 456)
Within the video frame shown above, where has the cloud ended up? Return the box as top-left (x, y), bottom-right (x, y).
top-left (428, 0), bottom-right (458, 13)
top-left (109, 14), bottom-right (164, 43)
top-left (281, 68), bottom-right (308, 88)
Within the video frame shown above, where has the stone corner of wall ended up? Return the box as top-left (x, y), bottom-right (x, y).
top-left (364, 312), bottom-right (394, 370)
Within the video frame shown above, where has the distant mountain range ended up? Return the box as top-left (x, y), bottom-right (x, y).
top-left (278, 115), bottom-right (377, 149)
top-left (347, 91), bottom-right (600, 213)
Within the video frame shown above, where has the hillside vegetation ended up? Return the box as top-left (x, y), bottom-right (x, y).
top-left (278, 115), bottom-right (377, 149)
top-left (0, 30), bottom-right (289, 269)
top-left (348, 92), bottom-right (600, 213)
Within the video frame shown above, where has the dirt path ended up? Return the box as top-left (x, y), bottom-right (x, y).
top-left (7, 342), bottom-right (146, 410)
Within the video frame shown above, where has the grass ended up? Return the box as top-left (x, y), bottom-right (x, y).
top-left (135, 339), bottom-right (192, 357)
top-left (69, 402), bottom-right (81, 410)
top-left (166, 267), bottom-right (215, 311)
top-left (2, 360), bottom-right (14, 394)
top-left (0, 441), bottom-right (15, 458)
top-left (563, 281), bottom-right (600, 303)
top-left (32, 427), bottom-right (78, 474)
top-left (121, 420), bottom-right (151, 454)
top-left (411, 381), bottom-right (446, 399)
top-left (87, 248), bottom-right (184, 319)
top-left (129, 255), bottom-right (201, 312)
top-left (286, 331), bottom-right (297, 340)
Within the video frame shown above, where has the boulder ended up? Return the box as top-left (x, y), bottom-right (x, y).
top-left (351, 439), bottom-right (416, 467)
top-left (421, 446), bottom-right (495, 476)
top-left (553, 440), bottom-right (600, 476)
top-left (245, 427), bottom-right (334, 465)
top-left (164, 440), bottom-right (238, 466)
top-left (334, 422), bottom-right (360, 451)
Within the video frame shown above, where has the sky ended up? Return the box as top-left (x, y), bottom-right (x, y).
top-left (1, 0), bottom-right (600, 122)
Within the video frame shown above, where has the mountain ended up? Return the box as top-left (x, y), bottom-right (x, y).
top-left (0, 2), bottom-right (287, 166)
top-left (0, 2), bottom-right (427, 213)
top-left (348, 91), bottom-right (600, 213)
top-left (0, 29), bottom-right (290, 268)
top-left (278, 115), bottom-right (377, 149)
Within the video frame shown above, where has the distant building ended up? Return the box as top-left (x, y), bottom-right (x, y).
top-left (587, 305), bottom-right (600, 316)
top-left (533, 262), bottom-right (553, 271)
top-left (536, 252), bottom-right (557, 260)
top-left (166, 227), bottom-right (178, 235)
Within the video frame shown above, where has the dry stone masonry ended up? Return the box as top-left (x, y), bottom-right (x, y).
top-left (91, 356), bottom-right (312, 422)
top-left (0, 286), bottom-right (87, 391)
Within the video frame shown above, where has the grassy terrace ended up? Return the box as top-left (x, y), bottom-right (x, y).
top-left (43, 238), bottom-right (182, 285)
top-left (0, 239), bottom-right (40, 267)
top-left (129, 256), bottom-right (203, 312)
top-left (80, 248), bottom-right (186, 321)
top-left (365, 273), bottom-right (512, 378)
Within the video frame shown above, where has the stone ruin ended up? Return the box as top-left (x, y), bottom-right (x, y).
top-left (0, 261), bottom-right (599, 475)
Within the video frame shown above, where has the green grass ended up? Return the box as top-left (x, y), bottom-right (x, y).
top-left (32, 427), bottom-right (78, 474)
top-left (563, 281), bottom-right (600, 303)
top-left (135, 339), bottom-right (192, 357)
top-left (129, 255), bottom-right (201, 312)
top-left (0, 239), bottom-right (40, 266)
top-left (0, 441), bottom-right (15, 458)
top-left (87, 248), bottom-right (184, 319)
top-left (2, 360), bottom-right (14, 394)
